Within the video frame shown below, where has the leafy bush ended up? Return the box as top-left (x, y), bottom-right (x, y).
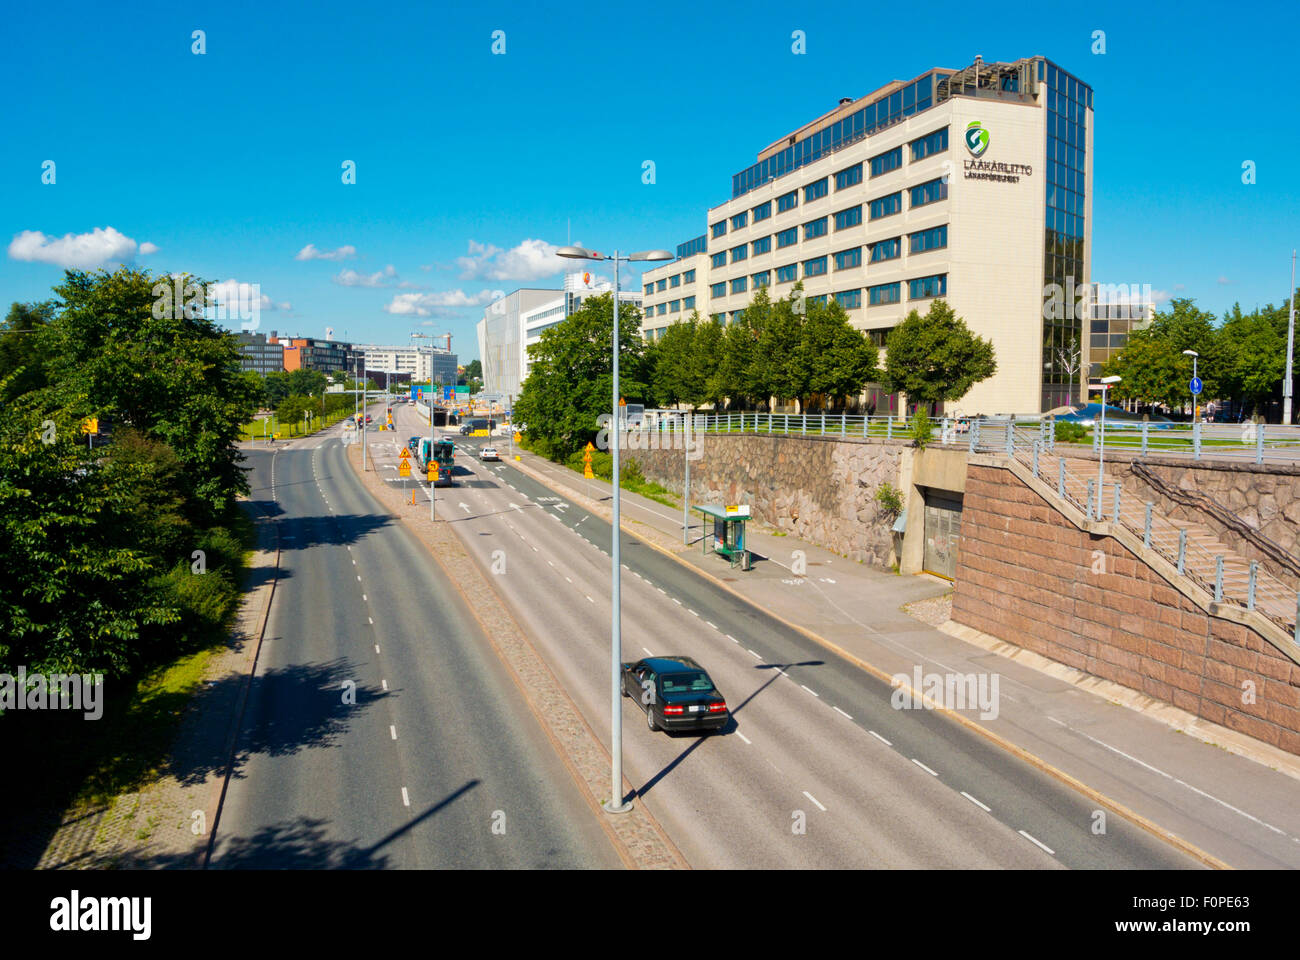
top-left (908, 408), bottom-right (934, 448)
top-left (1055, 420), bottom-right (1087, 443)
top-left (875, 481), bottom-right (904, 515)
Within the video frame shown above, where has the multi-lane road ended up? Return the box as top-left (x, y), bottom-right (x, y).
top-left (350, 403), bottom-right (1200, 869)
top-left (209, 421), bottom-right (621, 868)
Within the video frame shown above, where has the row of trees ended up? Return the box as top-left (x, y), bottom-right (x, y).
top-left (513, 287), bottom-right (996, 460)
top-left (1, 267), bottom-right (258, 679)
top-left (1102, 295), bottom-right (1298, 416)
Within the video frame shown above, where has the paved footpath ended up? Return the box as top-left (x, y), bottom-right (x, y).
top-left (508, 443), bottom-right (1300, 869)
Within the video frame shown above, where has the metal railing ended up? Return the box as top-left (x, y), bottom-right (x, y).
top-left (640, 410), bottom-right (1300, 465)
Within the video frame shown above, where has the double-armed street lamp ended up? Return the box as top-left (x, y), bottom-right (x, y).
top-left (556, 244), bottom-right (673, 814)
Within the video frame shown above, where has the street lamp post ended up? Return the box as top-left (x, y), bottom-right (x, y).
top-left (1182, 349), bottom-right (1200, 422)
top-left (1097, 375), bottom-right (1121, 519)
top-left (557, 244), bottom-right (673, 814)
top-left (1286, 250), bottom-right (1296, 426)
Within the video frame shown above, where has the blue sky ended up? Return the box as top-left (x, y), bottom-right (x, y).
top-left (3, 0), bottom-right (1297, 362)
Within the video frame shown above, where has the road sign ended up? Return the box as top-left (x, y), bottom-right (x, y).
top-left (81, 417), bottom-right (98, 434)
top-left (400, 446), bottom-right (412, 458)
top-left (582, 441), bottom-right (594, 479)
top-left (428, 463), bottom-right (439, 482)
top-left (1190, 376), bottom-right (1204, 396)
top-left (399, 458), bottom-right (411, 477)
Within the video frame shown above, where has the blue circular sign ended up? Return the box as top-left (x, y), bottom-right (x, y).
top-left (1190, 376), bottom-right (1204, 396)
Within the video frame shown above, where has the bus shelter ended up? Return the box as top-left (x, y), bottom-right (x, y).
top-left (694, 504), bottom-right (752, 571)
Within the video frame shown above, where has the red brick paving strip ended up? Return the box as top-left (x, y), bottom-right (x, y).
top-left (347, 441), bottom-right (687, 870)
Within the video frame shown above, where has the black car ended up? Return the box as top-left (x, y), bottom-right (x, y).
top-left (621, 656), bottom-right (728, 734)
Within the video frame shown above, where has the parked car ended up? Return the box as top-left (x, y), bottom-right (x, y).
top-left (621, 656), bottom-right (728, 734)
top-left (479, 446), bottom-right (500, 461)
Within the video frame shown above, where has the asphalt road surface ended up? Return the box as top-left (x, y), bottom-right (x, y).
top-left (209, 420), bottom-right (621, 869)
top-left (385, 407), bottom-right (1201, 869)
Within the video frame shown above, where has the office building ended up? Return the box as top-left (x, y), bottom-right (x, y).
top-left (351, 342), bottom-right (458, 385)
top-left (640, 55), bottom-right (1094, 414)
top-left (478, 272), bottom-right (642, 396)
top-left (234, 332), bottom-right (285, 375)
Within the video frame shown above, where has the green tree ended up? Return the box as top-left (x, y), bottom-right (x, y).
top-left (711, 309), bottom-right (759, 409)
top-left (883, 299), bottom-right (996, 410)
top-left (461, 359), bottom-right (482, 384)
top-left (512, 293), bottom-right (648, 460)
top-left (652, 317), bottom-right (697, 409)
top-left (751, 286), bottom-right (807, 409)
top-left (1217, 305), bottom-right (1286, 416)
top-left (40, 268), bottom-right (259, 524)
top-left (799, 298), bottom-right (880, 411)
top-left (1103, 299), bottom-right (1219, 407)
top-left (690, 315), bottom-right (725, 409)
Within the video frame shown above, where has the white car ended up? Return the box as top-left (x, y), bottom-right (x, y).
top-left (479, 446), bottom-right (500, 461)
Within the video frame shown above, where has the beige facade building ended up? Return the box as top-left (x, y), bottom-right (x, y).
top-left (639, 55), bottom-right (1094, 415)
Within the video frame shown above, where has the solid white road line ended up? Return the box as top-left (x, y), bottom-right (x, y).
top-left (382, 679), bottom-right (388, 691)
top-left (911, 759), bottom-right (938, 776)
top-left (961, 791), bottom-right (991, 812)
top-left (390, 725), bottom-right (397, 740)
top-left (869, 730), bottom-right (892, 746)
top-left (1018, 830), bottom-right (1055, 855)
top-left (401, 787), bottom-right (410, 808)
top-left (705, 621), bottom-right (716, 629)
top-left (802, 791), bottom-right (827, 812)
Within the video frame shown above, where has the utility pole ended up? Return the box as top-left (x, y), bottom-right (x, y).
top-left (1286, 249), bottom-right (1296, 426)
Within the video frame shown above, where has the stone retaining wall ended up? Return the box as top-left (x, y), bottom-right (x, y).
top-left (953, 463), bottom-right (1300, 755)
top-left (622, 433), bottom-right (906, 567)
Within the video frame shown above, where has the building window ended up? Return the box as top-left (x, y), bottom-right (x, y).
top-left (711, 251), bottom-right (727, 268)
top-left (909, 224), bottom-right (948, 253)
top-left (731, 276), bottom-right (748, 294)
top-left (657, 303), bottom-right (667, 315)
top-left (870, 146), bottom-right (902, 178)
top-left (670, 274), bottom-right (681, 288)
top-left (752, 200), bottom-right (772, 222)
top-left (668, 300), bottom-right (680, 313)
top-left (656, 278), bottom-right (667, 292)
top-left (712, 313), bottom-right (724, 323)
top-left (731, 244), bottom-right (748, 263)
top-left (909, 127), bottom-right (948, 161)
top-left (804, 177), bottom-right (829, 203)
top-left (683, 269), bottom-right (696, 283)
top-left (683, 295), bottom-right (696, 309)
top-left (869, 192), bottom-right (902, 219)
top-left (730, 310), bottom-right (746, 323)
top-left (752, 235), bottom-right (772, 255)
top-left (808, 294), bottom-right (827, 306)
top-left (711, 220), bottom-right (726, 239)
top-left (644, 283), bottom-right (653, 296)
top-left (910, 177), bottom-right (948, 208)
top-left (777, 190), bottom-right (798, 213)
top-left (834, 247), bottom-right (862, 271)
top-left (804, 217), bottom-right (828, 240)
top-left (908, 274), bottom-right (947, 299)
top-left (711, 282), bottom-right (726, 298)
top-left (776, 263), bottom-right (797, 283)
top-left (834, 289), bottom-right (862, 309)
top-left (833, 205), bottom-right (863, 231)
top-left (752, 270), bottom-right (771, 288)
top-left (869, 237), bottom-right (900, 262)
top-left (835, 163), bottom-right (863, 190)
top-left (868, 282), bottom-right (901, 306)
top-left (803, 256), bottom-right (828, 278)
top-left (731, 211), bottom-right (748, 230)
top-left (776, 227), bottom-right (798, 248)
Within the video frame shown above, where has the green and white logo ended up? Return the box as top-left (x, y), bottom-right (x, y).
top-left (965, 121), bottom-right (989, 156)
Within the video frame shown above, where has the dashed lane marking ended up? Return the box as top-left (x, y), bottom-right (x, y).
top-left (802, 791), bottom-right (827, 812)
top-left (962, 792), bottom-right (991, 812)
top-left (911, 759), bottom-right (938, 777)
top-left (1018, 830), bottom-right (1055, 855)
top-left (869, 730), bottom-right (892, 747)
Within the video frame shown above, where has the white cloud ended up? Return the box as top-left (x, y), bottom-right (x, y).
top-left (334, 265), bottom-right (397, 287)
top-left (296, 243), bottom-right (357, 262)
top-left (384, 288), bottom-right (504, 316)
top-left (208, 278), bottom-right (290, 313)
top-left (138, 242), bottom-right (159, 255)
top-left (8, 226), bottom-right (156, 269)
top-left (1217, 276), bottom-right (1230, 285)
top-left (456, 238), bottom-right (569, 282)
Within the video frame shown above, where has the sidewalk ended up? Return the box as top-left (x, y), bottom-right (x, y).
top-left (508, 445), bottom-right (1300, 869)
